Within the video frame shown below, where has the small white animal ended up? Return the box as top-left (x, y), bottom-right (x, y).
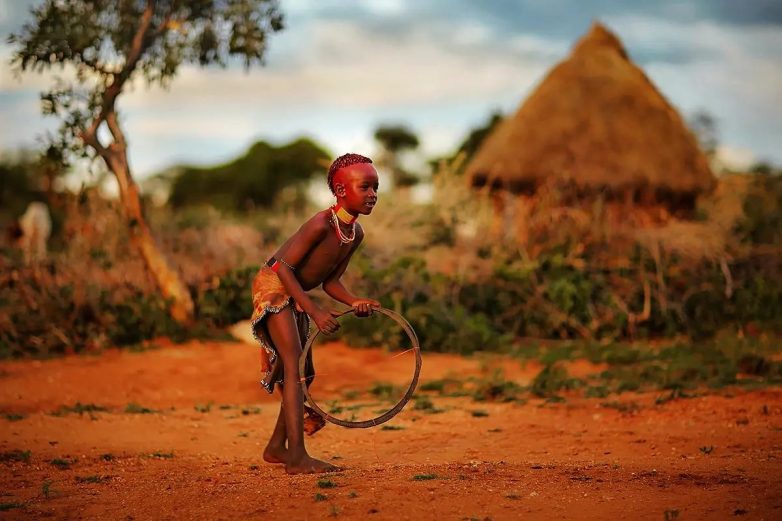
top-left (18, 201), bottom-right (52, 264)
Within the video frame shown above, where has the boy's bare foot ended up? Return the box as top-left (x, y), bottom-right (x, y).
top-left (285, 455), bottom-right (340, 474)
top-left (262, 445), bottom-right (287, 464)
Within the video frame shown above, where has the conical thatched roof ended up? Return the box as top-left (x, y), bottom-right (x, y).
top-left (466, 23), bottom-right (714, 198)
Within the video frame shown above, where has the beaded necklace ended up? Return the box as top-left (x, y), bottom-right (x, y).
top-left (330, 204), bottom-right (357, 244)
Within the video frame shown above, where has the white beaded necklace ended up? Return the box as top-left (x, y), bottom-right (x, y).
top-left (330, 207), bottom-right (356, 244)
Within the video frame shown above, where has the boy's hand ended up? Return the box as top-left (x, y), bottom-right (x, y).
top-left (351, 298), bottom-right (381, 317)
top-left (312, 308), bottom-right (340, 334)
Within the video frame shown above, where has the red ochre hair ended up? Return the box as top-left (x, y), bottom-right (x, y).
top-left (327, 153), bottom-right (373, 195)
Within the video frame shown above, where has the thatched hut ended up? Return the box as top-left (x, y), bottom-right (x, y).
top-left (466, 22), bottom-right (714, 212)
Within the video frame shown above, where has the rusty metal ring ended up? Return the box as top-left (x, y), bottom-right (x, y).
top-left (299, 307), bottom-right (422, 428)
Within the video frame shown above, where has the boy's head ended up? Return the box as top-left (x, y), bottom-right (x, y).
top-left (328, 153), bottom-right (379, 215)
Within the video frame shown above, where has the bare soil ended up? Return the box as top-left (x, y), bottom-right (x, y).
top-left (1, 339), bottom-right (781, 520)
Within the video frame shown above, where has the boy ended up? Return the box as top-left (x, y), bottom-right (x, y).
top-left (250, 153), bottom-right (381, 474)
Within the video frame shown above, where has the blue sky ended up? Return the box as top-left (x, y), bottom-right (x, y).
top-left (1, 0), bottom-right (781, 180)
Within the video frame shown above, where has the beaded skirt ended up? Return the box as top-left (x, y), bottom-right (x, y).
top-left (250, 265), bottom-right (312, 394)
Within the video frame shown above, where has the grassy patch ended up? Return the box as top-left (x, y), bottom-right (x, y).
top-left (0, 503), bottom-right (23, 512)
top-left (241, 406), bottom-right (262, 415)
top-left (41, 479), bottom-right (54, 498)
top-left (50, 458), bottom-right (71, 469)
top-left (471, 409), bottom-right (489, 417)
top-left (317, 479), bottom-right (337, 489)
top-left (148, 451), bottom-right (174, 459)
top-left (412, 395), bottom-right (444, 414)
top-left (471, 370), bottom-right (523, 402)
top-left (194, 402), bottom-right (213, 413)
top-left (314, 493), bottom-right (327, 502)
top-left (52, 402), bottom-right (108, 416)
top-left (75, 475), bottom-right (110, 484)
top-left (664, 509), bottom-right (680, 521)
top-left (124, 403), bottom-right (156, 414)
top-left (2, 413), bottom-right (25, 421)
top-left (380, 424), bottom-right (405, 431)
top-left (412, 473), bottom-right (437, 481)
top-left (600, 401), bottom-right (641, 414)
top-left (369, 382), bottom-right (403, 401)
top-left (530, 363), bottom-right (583, 398)
top-left (1, 450), bottom-right (31, 463)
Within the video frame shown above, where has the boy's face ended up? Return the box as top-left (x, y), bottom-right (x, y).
top-left (333, 163), bottom-right (379, 215)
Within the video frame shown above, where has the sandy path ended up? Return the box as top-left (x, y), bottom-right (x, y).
top-left (1, 339), bottom-right (781, 520)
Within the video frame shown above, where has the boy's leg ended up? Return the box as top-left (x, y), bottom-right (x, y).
top-left (266, 308), bottom-right (337, 474)
top-left (262, 404), bottom-right (287, 464)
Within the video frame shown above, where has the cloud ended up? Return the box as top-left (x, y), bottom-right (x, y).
top-left (2, 1), bottom-right (781, 178)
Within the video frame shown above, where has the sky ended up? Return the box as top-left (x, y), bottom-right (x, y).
top-left (1, 0), bottom-right (781, 181)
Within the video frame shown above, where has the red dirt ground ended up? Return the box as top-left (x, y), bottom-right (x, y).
top-left (1, 338), bottom-right (781, 520)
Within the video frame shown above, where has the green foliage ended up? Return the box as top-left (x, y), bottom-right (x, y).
top-left (197, 266), bottom-right (258, 327)
top-left (149, 451), bottom-right (174, 459)
top-left (0, 152), bottom-right (44, 221)
top-left (530, 363), bottom-right (584, 398)
top-left (50, 458), bottom-right (71, 469)
top-left (736, 174), bottom-right (782, 244)
top-left (168, 139), bottom-right (330, 211)
top-left (374, 125), bottom-right (419, 153)
top-left (0, 450), bottom-right (31, 463)
top-left (471, 369), bottom-right (523, 402)
top-left (75, 475), bottom-right (110, 484)
top-left (455, 111), bottom-right (504, 164)
top-left (124, 403), bottom-right (156, 414)
top-left (52, 402), bottom-right (108, 416)
top-left (9, 0), bottom-right (284, 164)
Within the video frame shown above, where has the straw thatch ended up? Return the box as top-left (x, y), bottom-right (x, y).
top-left (466, 22), bottom-right (714, 202)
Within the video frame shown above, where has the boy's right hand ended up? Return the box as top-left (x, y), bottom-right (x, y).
top-left (312, 308), bottom-right (340, 334)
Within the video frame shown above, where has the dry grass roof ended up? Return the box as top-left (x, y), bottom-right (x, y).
top-left (466, 22), bottom-right (715, 197)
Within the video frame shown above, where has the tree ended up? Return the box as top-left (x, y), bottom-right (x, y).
top-left (168, 137), bottom-right (330, 211)
top-left (8, 0), bottom-right (284, 323)
top-left (688, 109), bottom-right (719, 160)
top-left (373, 124), bottom-right (420, 188)
top-left (457, 110), bottom-right (503, 161)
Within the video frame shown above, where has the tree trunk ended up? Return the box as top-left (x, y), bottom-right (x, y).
top-left (104, 148), bottom-right (194, 323)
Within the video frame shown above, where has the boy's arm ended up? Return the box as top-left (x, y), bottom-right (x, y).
top-left (274, 217), bottom-right (339, 332)
top-left (322, 227), bottom-right (379, 315)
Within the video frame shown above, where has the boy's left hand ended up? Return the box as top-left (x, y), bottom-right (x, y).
top-left (352, 298), bottom-right (381, 317)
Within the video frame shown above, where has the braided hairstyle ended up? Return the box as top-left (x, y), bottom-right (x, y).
top-left (327, 153), bottom-right (373, 195)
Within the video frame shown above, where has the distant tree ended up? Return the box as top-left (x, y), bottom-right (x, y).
top-left (688, 109), bottom-right (719, 159)
top-left (168, 138), bottom-right (330, 211)
top-left (0, 148), bottom-right (65, 221)
top-left (0, 152), bottom-right (41, 221)
top-left (457, 110), bottom-right (504, 160)
top-left (374, 124), bottom-right (420, 187)
top-left (429, 110), bottom-right (504, 174)
top-left (9, 0), bottom-right (284, 323)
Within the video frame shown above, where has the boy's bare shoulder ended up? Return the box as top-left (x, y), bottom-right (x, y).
top-left (299, 210), bottom-right (332, 236)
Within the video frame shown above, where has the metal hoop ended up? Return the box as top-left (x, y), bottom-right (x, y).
top-left (299, 307), bottom-right (422, 428)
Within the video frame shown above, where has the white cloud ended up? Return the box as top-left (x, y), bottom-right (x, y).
top-left (2, 8), bottom-right (781, 181)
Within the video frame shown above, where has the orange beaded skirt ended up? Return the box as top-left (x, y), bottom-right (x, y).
top-left (250, 265), bottom-right (312, 394)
